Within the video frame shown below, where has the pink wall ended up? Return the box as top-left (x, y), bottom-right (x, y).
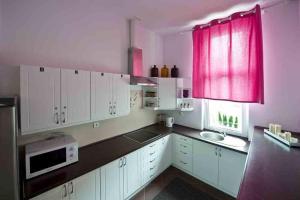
top-left (163, 1), bottom-right (300, 134)
top-left (0, 0), bottom-right (163, 76)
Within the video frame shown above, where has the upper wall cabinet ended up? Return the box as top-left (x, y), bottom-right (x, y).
top-left (21, 65), bottom-right (61, 134)
top-left (61, 69), bottom-right (91, 126)
top-left (21, 66), bottom-right (91, 134)
top-left (91, 72), bottom-right (130, 121)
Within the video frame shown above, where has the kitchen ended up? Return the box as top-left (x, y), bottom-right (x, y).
top-left (0, 0), bottom-right (300, 200)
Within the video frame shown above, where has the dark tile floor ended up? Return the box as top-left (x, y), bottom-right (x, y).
top-left (131, 166), bottom-right (235, 200)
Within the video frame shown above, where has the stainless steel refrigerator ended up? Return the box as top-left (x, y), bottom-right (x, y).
top-left (0, 97), bottom-right (20, 200)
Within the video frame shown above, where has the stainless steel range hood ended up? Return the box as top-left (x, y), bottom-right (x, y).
top-left (128, 19), bottom-right (157, 86)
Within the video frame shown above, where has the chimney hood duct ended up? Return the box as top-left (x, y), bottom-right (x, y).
top-left (128, 19), bottom-right (157, 86)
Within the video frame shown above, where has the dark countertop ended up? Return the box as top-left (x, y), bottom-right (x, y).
top-left (238, 127), bottom-right (300, 200)
top-left (22, 124), bottom-right (249, 199)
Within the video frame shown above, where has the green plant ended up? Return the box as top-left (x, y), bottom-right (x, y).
top-left (234, 117), bottom-right (238, 128)
top-left (228, 116), bottom-right (233, 127)
top-left (223, 114), bottom-right (228, 126)
top-left (218, 112), bottom-right (222, 125)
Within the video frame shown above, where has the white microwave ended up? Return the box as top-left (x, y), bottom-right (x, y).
top-left (25, 134), bottom-right (78, 179)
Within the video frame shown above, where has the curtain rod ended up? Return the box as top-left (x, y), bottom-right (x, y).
top-left (179, 0), bottom-right (288, 34)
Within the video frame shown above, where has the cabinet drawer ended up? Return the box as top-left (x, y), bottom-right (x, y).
top-left (174, 141), bottom-right (192, 155)
top-left (175, 155), bottom-right (192, 172)
top-left (174, 134), bottom-right (192, 145)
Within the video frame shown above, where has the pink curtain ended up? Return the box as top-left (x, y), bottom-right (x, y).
top-left (192, 5), bottom-right (264, 103)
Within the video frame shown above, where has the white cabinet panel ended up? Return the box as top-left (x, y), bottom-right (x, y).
top-left (69, 170), bottom-right (98, 200)
top-left (193, 140), bottom-right (219, 186)
top-left (61, 69), bottom-right (91, 125)
top-left (20, 65), bottom-right (61, 134)
top-left (30, 184), bottom-right (67, 200)
top-left (218, 148), bottom-right (247, 197)
top-left (91, 72), bottom-right (113, 120)
top-left (158, 78), bottom-right (176, 110)
top-left (101, 159), bottom-right (124, 200)
top-left (113, 74), bottom-right (130, 117)
top-left (158, 135), bottom-right (172, 173)
top-left (123, 150), bottom-right (141, 199)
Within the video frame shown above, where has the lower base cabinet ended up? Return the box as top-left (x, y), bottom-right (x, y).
top-left (192, 140), bottom-right (247, 197)
top-left (31, 170), bottom-right (99, 200)
top-left (30, 134), bottom-right (247, 200)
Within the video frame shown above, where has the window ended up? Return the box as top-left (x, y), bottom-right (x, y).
top-left (203, 99), bottom-right (248, 137)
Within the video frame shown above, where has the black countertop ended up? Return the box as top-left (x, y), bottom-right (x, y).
top-left (238, 127), bottom-right (300, 200)
top-left (22, 124), bottom-right (249, 199)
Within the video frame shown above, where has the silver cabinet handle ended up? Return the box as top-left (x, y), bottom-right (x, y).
top-left (119, 158), bottom-right (123, 168)
top-left (150, 166), bottom-right (155, 170)
top-left (150, 158), bottom-right (156, 163)
top-left (150, 143), bottom-right (156, 147)
top-left (61, 111), bottom-right (66, 123)
top-left (180, 151), bottom-right (187, 155)
top-left (68, 182), bottom-right (74, 194)
top-left (149, 151), bottom-right (155, 155)
top-left (180, 161), bottom-right (187, 165)
top-left (63, 184), bottom-right (68, 198)
top-left (219, 152), bottom-right (221, 157)
top-left (123, 157), bottom-right (127, 166)
top-left (55, 112), bottom-right (59, 124)
top-left (113, 102), bottom-right (116, 115)
top-left (180, 144), bottom-right (187, 148)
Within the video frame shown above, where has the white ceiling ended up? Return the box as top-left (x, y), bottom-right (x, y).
top-left (98, 0), bottom-right (282, 34)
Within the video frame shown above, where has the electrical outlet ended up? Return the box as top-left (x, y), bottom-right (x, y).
top-left (93, 122), bottom-right (100, 128)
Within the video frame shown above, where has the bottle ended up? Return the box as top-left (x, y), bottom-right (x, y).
top-left (171, 65), bottom-right (179, 77)
top-left (151, 65), bottom-right (159, 77)
top-left (161, 65), bottom-right (169, 77)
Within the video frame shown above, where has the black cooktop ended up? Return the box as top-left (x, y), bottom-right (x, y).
top-left (124, 130), bottom-right (161, 144)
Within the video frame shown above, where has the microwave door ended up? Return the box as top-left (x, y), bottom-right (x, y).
top-left (0, 105), bottom-right (20, 200)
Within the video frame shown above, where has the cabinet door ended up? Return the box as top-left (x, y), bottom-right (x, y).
top-left (218, 148), bottom-right (247, 197)
top-left (158, 78), bottom-right (176, 110)
top-left (91, 72), bottom-right (113, 120)
top-left (113, 74), bottom-right (130, 117)
top-left (69, 170), bottom-right (98, 200)
top-left (123, 151), bottom-right (141, 199)
top-left (30, 184), bottom-right (67, 200)
top-left (61, 69), bottom-right (91, 125)
top-left (20, 65), bottom-right (61, 134)
top-left (192, 140), bottom-right (219, 186)
top-left (101, 159), bottom-right (124, 200)
top-left (158, 135), bottom-right (172, 173)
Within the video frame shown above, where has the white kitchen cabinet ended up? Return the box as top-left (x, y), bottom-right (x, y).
top-left (158, 135), bottom-right (172, 173)
top-left (157, 78), bottom-right (177, 110)
top-left (61, 69), bottom-right (91, 125)
top-left (31, 170), bottom-right (99, 200)
top-left (20, 65), bottom-right (61, 134)
top-left (91, 72), bottom-right (113, 120)
top-left (123, 150), bottom-right (142, 199)
top-left (100, 158), bottom-right (124, 200)
top-left (173, 134), bottom-right (193, 173)
top-left (91, 72), bottom-right (130, 121)
top-left (193, 140), bottom-right (219, 186)
top-left (113, 74), bottom-right (130, 117)
top-left (101, 150), bottom-right (141, 200)
top-left (218, 147), bottom-right (247, 197)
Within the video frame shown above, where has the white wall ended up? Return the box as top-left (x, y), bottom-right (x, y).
top-left (0, 0), bottom-right (162, 146)
top-left (163, 1), bottom-right (300, 135)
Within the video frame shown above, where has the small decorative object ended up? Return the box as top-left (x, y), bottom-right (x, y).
top-left (274, 124), bottom-right (282, 135)
top-left (183, 89), bottom-right (189, 98)
top-left (151, 65), bottom-right (159, 77)
top-left (161, 65), bottom-right (169, 77)
top-left (264, 129), bottom-right (300, 147)
top-left (223, 115), bottom-right (228, 126)
top-left (171, 65), bottom-right (179, 77)
top-left (269, 123), bottom-right (276, 133)
top-left (228, 116), bottom-right (233, 127)
top-left (234, 117), bottom-right (238, 128)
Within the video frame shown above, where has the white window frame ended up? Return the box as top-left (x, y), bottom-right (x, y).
top-left (202, 99), bottom-right (249, 138)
